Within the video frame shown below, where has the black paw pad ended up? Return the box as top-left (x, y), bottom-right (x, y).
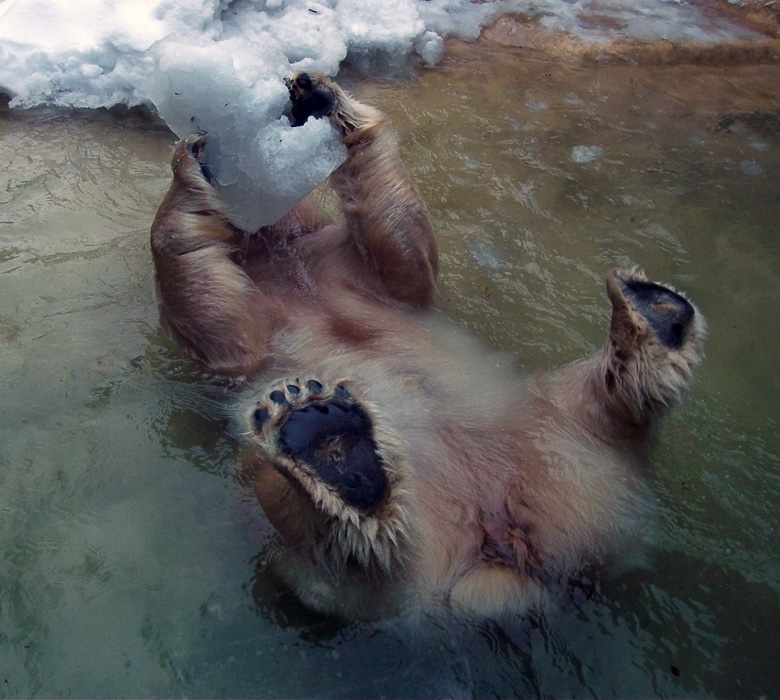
top-left (269, 389), bottom-right (288, 405)
top-left (278, 400), bottom-right (388, 511)
top-left (623, 280), bottom-right (694, 349)
top-left (287, 73), bottom-right (336, 127)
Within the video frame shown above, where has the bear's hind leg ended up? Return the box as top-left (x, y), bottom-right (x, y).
top-left (590, 268), bottom-right (707, 433)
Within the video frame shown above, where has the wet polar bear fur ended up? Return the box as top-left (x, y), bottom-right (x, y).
top-left (150, 72), bottom-right (706, 620)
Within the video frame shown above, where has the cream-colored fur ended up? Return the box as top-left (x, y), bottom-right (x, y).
top-left (150, 73), bottom-right (706, 620)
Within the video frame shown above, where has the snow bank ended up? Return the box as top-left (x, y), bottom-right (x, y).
top-left (0, 0), bottom-right (762, 226)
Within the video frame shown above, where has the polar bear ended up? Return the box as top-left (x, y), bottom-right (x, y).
top-left (150, 73), bottom-right (706, 620)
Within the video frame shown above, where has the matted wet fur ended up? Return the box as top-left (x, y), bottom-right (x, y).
top-left (150, 72), bottom-right (706, 620)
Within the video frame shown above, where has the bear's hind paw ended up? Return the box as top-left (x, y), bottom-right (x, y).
top-left (607, 269), bottom-right (697, 350)
top-left (251, 378), bottom-right (389, 512)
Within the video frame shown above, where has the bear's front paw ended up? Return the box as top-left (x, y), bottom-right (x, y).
top-left (252, 378), bottom-right (389, 511)
top-left (286, 72), bottom-right (339, 127)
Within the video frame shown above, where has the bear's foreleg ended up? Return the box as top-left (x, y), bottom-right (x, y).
top-left (150, 134), bottom-right (274, 375)
top-left (288, 72), bottom-right (439, 307)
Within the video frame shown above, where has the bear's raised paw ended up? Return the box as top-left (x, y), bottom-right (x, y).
top-left (251, 379), bottom-right (389, 512)
top-left (286, 72), bottom-right (339, 127)
top-left (173, 131), bottom-right (216, 187)
top-left (286, 71), bottom-right (382, 135)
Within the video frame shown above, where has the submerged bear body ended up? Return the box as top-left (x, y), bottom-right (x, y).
top-left (150, 74), bottom-right (705, 620)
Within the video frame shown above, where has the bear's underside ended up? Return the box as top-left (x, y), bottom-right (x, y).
top-left (150, 73), bottom-right (705, 619)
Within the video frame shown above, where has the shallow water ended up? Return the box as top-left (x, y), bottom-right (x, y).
top-left (1, 43), bottom-right (779, 698)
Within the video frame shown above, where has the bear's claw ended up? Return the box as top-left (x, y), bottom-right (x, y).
top-left (253, 379), bottom-right (389, 511)
top-left (183, 132), bottom-right (215, 185)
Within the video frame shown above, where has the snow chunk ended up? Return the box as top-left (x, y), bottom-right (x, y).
top-left (739, 159), bottom-right (764, 176)
top-left (570, 145), bottom-right (605, 164)
top-left (149, 36), bottom-right (346, 229)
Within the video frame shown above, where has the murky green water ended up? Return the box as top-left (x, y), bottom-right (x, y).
top-left (1, 43), bottom-right (779, 698)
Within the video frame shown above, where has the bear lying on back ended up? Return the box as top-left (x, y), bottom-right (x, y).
top-left (150, 73), bottom-right (706, 620)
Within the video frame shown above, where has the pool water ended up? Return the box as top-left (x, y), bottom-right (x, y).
top-left (1, 41), bottom-right (778, 698)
